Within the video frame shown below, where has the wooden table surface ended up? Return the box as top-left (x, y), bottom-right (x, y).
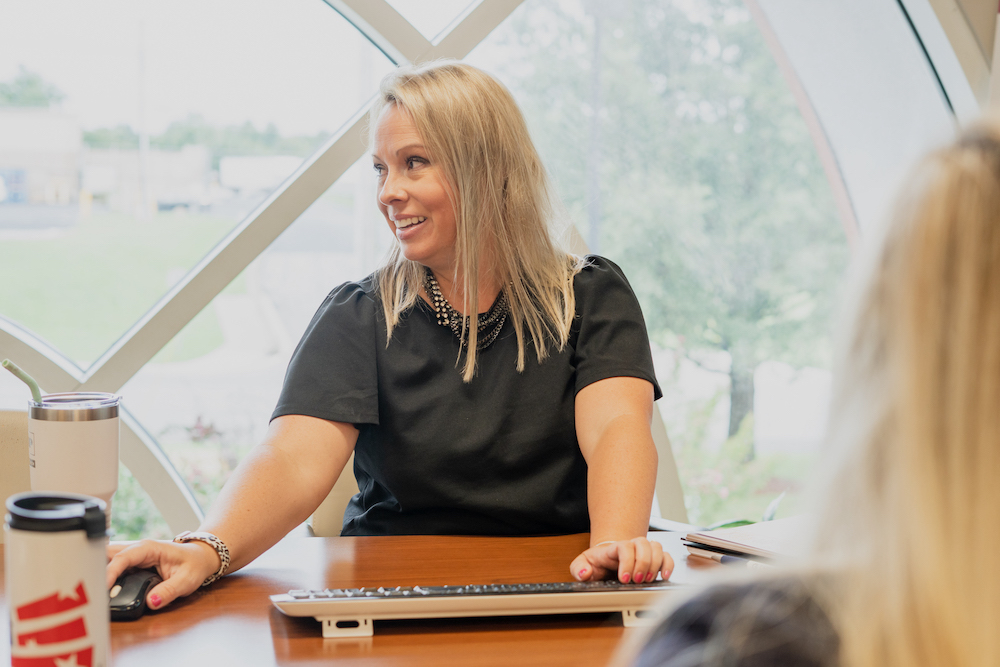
top-left (1, 531), bottom-right (720, 666)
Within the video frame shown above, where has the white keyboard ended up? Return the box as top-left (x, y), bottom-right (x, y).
top-left (270, 580), bottom-right (677, 637)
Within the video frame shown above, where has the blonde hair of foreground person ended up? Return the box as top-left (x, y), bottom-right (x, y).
top-left (369, 60), bottom-right (585, 381)
top-left (812, 117), bottom-right (1000, 667)
top-left (617, 118), bottom-right (1000, 667)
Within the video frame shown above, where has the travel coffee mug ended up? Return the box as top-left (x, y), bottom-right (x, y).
top-left (5, 492), bottom-right (109, 667)
top-left (28, 392), bottom-right (121, 524)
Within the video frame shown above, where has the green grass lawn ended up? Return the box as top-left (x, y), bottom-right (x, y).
top-left (0, 211), bottom-right (242, 366)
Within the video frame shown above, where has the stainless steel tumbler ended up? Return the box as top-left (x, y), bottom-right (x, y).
top-left (28, 392), bottom-right (121, 524)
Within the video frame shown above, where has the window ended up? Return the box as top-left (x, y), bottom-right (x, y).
top-left (0, 0), bottom-right (959, 534)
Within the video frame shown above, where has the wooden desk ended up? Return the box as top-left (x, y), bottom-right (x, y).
top-left (1, 532), bottom-right (717, 666)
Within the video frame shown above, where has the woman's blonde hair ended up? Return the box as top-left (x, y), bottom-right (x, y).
top-left (368, 60), bottom-right (584, 381)
top-left (807, 117), bottom-right (1000, 666)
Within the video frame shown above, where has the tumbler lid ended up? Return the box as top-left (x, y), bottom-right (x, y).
top-left (5, 493), bottom-right (107, 538)
top-left (29, 392), bottom-right (120, 422)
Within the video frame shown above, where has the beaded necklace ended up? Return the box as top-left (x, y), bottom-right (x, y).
top-left (424, 270), bottom-right (508, 351)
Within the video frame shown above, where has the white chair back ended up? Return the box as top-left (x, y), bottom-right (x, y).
top-left (0, 410), bottom-right (31, 544)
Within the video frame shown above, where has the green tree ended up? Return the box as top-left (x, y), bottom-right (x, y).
top-left (83, 125), bottom-right (140, 149)
top-left (152, 115), bottom-right (327, 169)
top-left (81, 115), bottom-right (329, 169)
top-left (492, 0), bottom-right (848, 459)
top-left (0, 66), bottom-right (65, 107)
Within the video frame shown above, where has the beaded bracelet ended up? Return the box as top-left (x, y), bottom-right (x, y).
top-left (173, 531), bottom-right (231, 587)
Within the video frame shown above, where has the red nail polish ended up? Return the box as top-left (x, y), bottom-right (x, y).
top-left (149, 594), bottom-right (161, 608)
top-left (578, 569), bottom-right (588, 578)
top-left (621, 573), bottom-right (630, 583)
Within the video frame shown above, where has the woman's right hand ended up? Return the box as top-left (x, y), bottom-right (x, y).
top-left (104, 415), bottom-right (358, 612)
top-left (107, 539), bottom-right (221, 611)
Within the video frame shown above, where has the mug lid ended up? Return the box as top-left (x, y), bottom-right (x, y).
top-left (5, 493), bottom-right (107, 538)
top-left (29, 392), bottom-right (120, 422)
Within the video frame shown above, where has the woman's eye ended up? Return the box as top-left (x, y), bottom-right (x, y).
top-left (407, 157), bottom-right (426, 169)
top-left (372, 163), bottom-right (385, 176)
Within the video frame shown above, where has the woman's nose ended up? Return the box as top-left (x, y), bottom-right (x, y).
top-left (378, 170), bottom-right (406, 206)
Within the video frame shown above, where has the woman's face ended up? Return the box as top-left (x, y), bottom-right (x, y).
top-left (372, 105), bottom-right (458, 276)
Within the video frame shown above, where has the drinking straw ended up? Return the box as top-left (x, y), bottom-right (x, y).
top-left (1, 359), bottom-right (42, 403)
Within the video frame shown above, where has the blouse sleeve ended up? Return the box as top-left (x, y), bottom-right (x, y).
top-left (572, 256), bottom-right (663, 400)
top-left (271, 281), bottom-right (380, 426)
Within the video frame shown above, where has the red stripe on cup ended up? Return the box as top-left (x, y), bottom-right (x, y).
top-left (16, 582), bottom-right (88, 620)
top-left (16, 617), bottom-right (87, 646)
top-left (12, 646), bottom-right (93, 667)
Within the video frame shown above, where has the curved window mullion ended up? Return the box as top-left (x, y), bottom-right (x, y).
top-left (0, 319), bottom-right (203, 533)
top-left (756, 0), bottom-right (956, 232)
top-left (0, 318), bottom-right (83, 392)
top-left (746, 0), bottom-right (860, 251)
top-left (898, 0), bottom-right (987, 120)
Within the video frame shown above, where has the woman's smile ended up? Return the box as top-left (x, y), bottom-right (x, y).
top-left (392, 215), bottom-right (429, 240)
top-left (393, 215), bottom-right (426, 230)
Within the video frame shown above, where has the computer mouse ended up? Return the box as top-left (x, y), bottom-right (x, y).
top-left (110, 568), bottom-right (162, 621)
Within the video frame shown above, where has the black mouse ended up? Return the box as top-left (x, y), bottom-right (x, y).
top-left (110, 568), bottom-right (162, 621)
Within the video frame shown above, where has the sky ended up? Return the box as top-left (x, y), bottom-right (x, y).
top-left (0, 0), bottom-right (470, 136)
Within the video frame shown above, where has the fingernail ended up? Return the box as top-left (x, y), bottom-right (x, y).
top-left (621, 573), bottom-right (630, 583)
top-left (578, 569), bottom-right (588, 578)
top-left (637, 573), bottom-right (646, 583)
top-left (149, 594), bottom-right (161, 609)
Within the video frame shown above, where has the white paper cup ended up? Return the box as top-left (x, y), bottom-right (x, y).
top-left (28, 393), bottom-right (120, 525)
top-left (5, 492), bottom-right (110, 667)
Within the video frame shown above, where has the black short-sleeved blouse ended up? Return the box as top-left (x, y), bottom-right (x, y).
top-left (272, 255), bottom-right (661, 536)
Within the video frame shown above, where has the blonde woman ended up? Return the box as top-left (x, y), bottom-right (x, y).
top-left (627, 119), bottom-right (1000, 666)
top-left (107, 61), bottom-right (673, 611)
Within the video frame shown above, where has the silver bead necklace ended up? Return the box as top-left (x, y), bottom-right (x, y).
top-left (424, 270), bottom-right (508, 351)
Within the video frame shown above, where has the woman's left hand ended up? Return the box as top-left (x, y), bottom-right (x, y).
top-left (570, 537), bottom-right (674, 583)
